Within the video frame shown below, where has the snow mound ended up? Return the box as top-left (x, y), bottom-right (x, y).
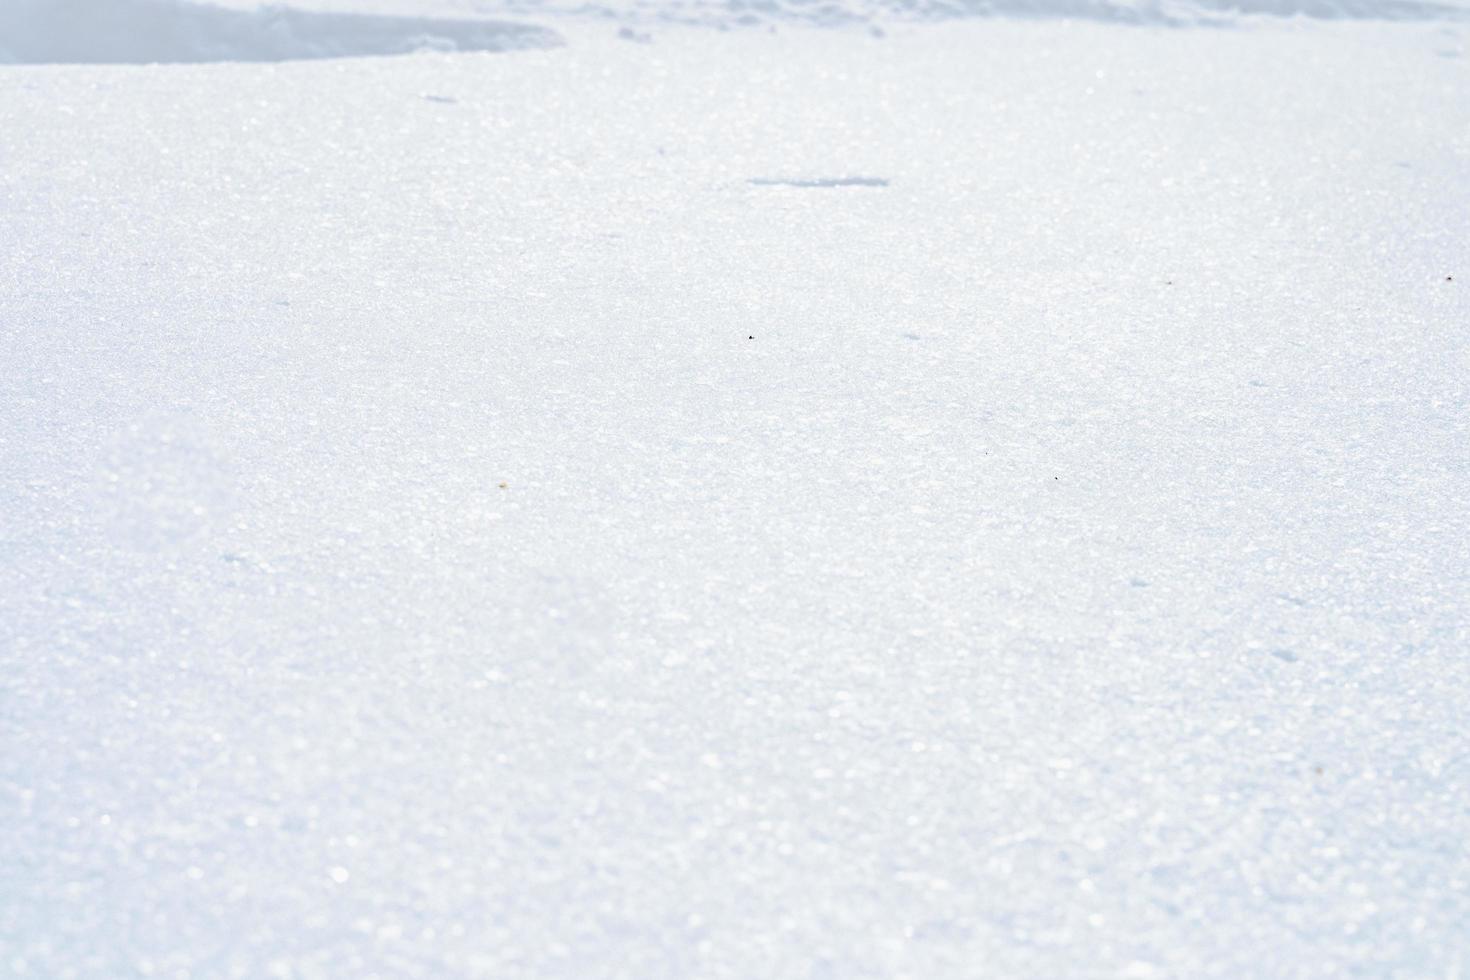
top-left (0, 0), bottom-right (562, 65)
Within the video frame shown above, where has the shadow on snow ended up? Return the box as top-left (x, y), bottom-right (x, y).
top-left (0, 0), bottom-right (563, 65)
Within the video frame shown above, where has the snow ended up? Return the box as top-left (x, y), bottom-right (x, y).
top-left (2, 0), bottom-right (1469, 977)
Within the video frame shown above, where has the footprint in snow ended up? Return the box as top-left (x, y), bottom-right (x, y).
top-left (748, 177), bottom-right (890, 189)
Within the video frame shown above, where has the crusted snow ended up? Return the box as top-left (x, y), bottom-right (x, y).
top-left (1, 1), bottom-right (1469, 977)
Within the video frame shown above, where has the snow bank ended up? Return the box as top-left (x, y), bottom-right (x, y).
top-left (0, 0), bottom-right (561, 64)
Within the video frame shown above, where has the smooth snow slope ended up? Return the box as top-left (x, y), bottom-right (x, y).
top-left (2, 5), bottom-right (1470, 980)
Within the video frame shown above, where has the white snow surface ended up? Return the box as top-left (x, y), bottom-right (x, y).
top-left (2, 2), bottom-right (1470, 978)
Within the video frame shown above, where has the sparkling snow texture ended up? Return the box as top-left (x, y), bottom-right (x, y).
top-left (2, 2), bottom-right (1469, 977)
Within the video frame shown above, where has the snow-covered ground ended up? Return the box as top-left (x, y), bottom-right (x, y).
top-left (2, 0), bottom-right (1469, 977)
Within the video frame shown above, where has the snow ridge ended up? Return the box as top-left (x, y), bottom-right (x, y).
top-left (470, 0), bottom-right (1470, 27)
